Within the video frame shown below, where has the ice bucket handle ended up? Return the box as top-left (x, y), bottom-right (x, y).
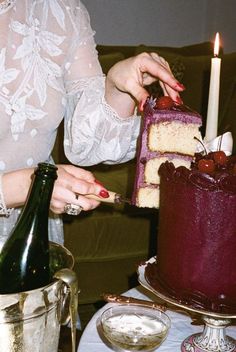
top-left (54, 268), bottom-right (79, 352)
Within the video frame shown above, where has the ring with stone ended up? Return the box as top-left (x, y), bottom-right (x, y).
top-left (64, 203), bottom-right (83, 216)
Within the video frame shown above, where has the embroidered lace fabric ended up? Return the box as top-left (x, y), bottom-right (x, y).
top-left (0, 0), bottom-right (16, 14)
top-left (0, 173), bottom-right (12, 217)
top-left (0, 0), bottom-right (140, 246)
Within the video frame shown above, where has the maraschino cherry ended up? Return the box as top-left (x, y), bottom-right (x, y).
top-left (198, 158), bottom-right (215, 173)
top-left (194, 137), bottom-right (226, 173)
top-left (155, 96), bottom-right (174, 110)
top-left (213, 151), bottom-right (227, 165)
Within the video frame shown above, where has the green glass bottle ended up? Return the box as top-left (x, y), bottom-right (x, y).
top-left (0, 163), bottom-right (58, 294)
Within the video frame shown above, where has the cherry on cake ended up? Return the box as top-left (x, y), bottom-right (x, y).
top-left (132, 96), bottom-right (202, 208)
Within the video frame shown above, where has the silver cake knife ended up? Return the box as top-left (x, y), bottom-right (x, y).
top-left (101, 293), bottom-right (167, 312)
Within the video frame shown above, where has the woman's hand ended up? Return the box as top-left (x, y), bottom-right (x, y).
top-left (51, 164), bottom-right (108, 214)
top-left (2, 164), bottom-right (109, 215)
top-left (105, 52), bottom-right (185, 117)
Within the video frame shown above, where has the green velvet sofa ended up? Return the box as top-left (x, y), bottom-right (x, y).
top-left (53, 42), bottom-right (236, 305)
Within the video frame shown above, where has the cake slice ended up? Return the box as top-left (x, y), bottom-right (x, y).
top-left (132, 97), bottom-right (202, 208)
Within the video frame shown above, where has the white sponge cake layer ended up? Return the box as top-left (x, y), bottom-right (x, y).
top-left (145, 157), bottom-right (191, 184)
top-left (137, 187), bottom-right (160, 208)
top-left (148, 122), bottom-right (201, 156)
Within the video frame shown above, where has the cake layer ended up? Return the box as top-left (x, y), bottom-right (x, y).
top-left (137, 187), bottom-right (160, 208)
top-left (145, 156), bottom-right (191, 184)
top-left (134, 155), bottom-right (192, 208)
top-left (149, 122), bottom-right (200, 155)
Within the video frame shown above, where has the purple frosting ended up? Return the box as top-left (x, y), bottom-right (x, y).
top-left (146, 159), bottom-right (236, 314)
top-left (159, 160), bottom-right (236, 194)
top-left (144, 100), bottom-right (202, 125)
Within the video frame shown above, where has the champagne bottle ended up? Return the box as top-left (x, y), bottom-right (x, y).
top-left (0, 163), bottom-right (58, 294)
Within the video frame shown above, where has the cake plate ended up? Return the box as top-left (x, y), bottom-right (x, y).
top-left (137, 257), bottom-right (236, 352)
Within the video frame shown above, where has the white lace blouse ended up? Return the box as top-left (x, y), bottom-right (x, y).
top-left (0, 0), bottom-right (140, 247)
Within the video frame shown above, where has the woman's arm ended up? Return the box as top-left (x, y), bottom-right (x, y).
top-left (63, 4), bottom-right (183, 166)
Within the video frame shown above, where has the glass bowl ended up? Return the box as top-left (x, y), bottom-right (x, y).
top-left (100, 304), bottom-right (171, 351)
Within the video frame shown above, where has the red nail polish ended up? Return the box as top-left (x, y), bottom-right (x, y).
top-left (176, 83), bottom-right (186, 90)
top-left (95, 179), bottom-right (104, 187)
top-left (175, 96), bottom-right (183, 105)
top-left (138, 100), bottom-right (144, 112)
top-left (139, 96), bottom-right (149, 112)
top-left (99, 190), bottom-right (109, 198)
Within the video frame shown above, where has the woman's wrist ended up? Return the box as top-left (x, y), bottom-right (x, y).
top-left (2, 168), bottom-right (34, 209)
top-left (0, 173), bottom-right (13, 216)
top-left (105, 74), bottom-right (136, 118)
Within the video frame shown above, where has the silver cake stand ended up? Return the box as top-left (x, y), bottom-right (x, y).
top-left (137, 257), bottom-right (236, 352)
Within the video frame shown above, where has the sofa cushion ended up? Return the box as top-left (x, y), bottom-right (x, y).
top-left (145, 55), bottom-right (186, 98)
top-left (135, 41), bottom-right (222, 57)
top-left (179, 54), bottom-right (211, 129)
top-left (97, 44), bottom-right (137, 58)
top-left (175, 52), bottom-right (236, 137)
top-left (63, 160), bottom-right (157, 304)
top-left (218, 52), bottom-right (236, 152)
top-left (64, 195), bottom-right (157, 304)
top-left (99, 52), bottom-right (125, 74)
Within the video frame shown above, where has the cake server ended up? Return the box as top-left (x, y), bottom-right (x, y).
top-left (101, 293), bottom-right (167, 312)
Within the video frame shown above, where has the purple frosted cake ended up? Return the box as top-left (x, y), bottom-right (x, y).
top-left (132, 97), bottom-right (202, 208)
top-left (145, 155), bottom-right (236, 313)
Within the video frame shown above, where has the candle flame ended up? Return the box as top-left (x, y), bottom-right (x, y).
top-left (214, 32), bottom-right (220, 57)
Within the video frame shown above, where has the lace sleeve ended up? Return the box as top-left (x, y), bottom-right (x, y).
top-left (62, 1), bottom-right (141, 166)
top-left (0, 174), bottom-right (13, 217)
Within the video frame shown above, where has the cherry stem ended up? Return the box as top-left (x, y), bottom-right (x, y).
top-left (217, 135), bottom-right (223, 151)
top-left (194, 136), bottom-right (207, 155)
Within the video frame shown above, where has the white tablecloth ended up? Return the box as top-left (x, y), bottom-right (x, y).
top-left (77, 286), bottom-right (236, 352)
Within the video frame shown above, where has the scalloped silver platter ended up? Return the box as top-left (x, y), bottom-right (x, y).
top-left (137, 257), bottom-right (236, 319)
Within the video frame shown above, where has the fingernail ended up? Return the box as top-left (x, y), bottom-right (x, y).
top-left (95, 179), bottom-right (104, 187)
top-left (99, 190), bottom-right (109, 198)
top-left (175, 96), bottom-right (183, 105)
top-left (176, 83), bottom-right (186, 91)
top-left (138, 97), bottom-right (149, 112)
top-left (138, 100), bottom-right (144, 112)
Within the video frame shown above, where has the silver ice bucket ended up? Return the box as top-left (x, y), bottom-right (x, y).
top-left (0, 242), bottom-right (79, 352)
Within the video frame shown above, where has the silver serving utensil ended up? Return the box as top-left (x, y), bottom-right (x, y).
top-left (102, 293), bottom-right (167, 312)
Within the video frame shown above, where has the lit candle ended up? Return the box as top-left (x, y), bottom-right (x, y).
top-left (205, 32), bottom-right (221, 142)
